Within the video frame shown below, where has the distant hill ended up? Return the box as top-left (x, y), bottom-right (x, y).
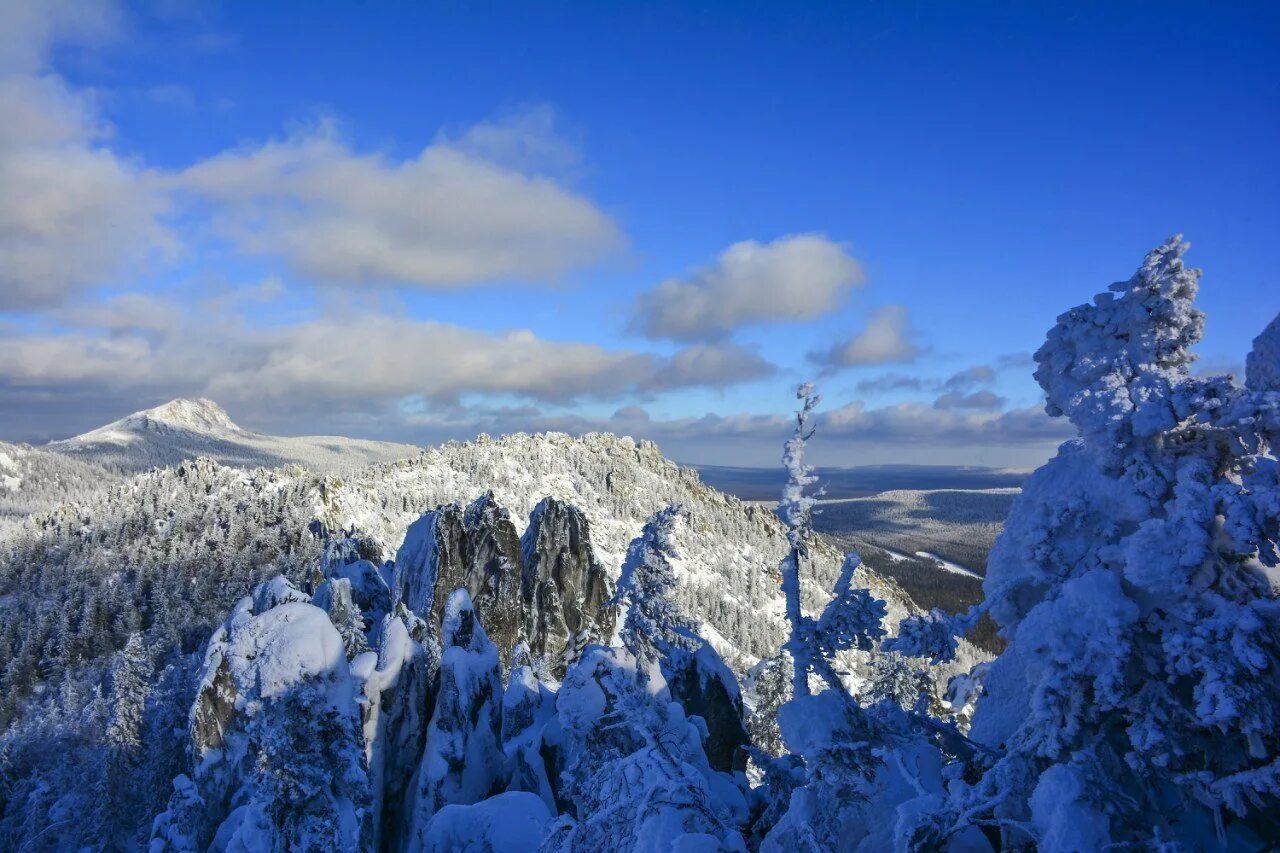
top-left (45, 398), bottom-right (422, 474)
top-left (693, 462), bottom-right (1028, 502)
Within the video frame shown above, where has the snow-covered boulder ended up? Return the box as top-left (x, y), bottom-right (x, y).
top-left (153, 578), bottom-right (371, 851)
top-left (360, 612), bottom-right (440, 853)
top-left (419, 791), bottom-right (552, 853)
top-left (664, 644), bottom-right (749, 774)
top-left (1247, 313), bottom-right (1280, 393)
top-left (502, 658), bottom-right (558, 813)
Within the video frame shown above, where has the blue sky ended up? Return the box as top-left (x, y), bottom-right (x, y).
top-left (1, 1), bottom-right (1276, 466)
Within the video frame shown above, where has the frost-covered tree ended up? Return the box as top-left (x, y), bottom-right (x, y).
top-left (743, 654), bottom-right (792, 759)
top-left (149, 578), bottom-right (371, 852)
top-left (939, 237), bottom-right (1280, 849)
top-left (759, 386), bottom-right (985, 851)
top-left (104, 632), bottom-right (151, 755)
top-left (778, 384), bottom-right (822, 699)
top-left (614, 506), bottom-right (751, 773)
top-left (314, 577), bottom-right (370, 659)
top-left (539, 645), bottom-right (749, 852)
top-left (613, 504), bottom-right (699, 671)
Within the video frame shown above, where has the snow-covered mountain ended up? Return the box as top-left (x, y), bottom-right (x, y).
top-left (0, 427), bottom-right (980, 847)
top-left (46, 398), bottom-right (422, 474)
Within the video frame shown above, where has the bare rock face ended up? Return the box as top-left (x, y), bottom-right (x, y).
top-left (461, 494), bottom-right (527, 668)
top-left (394, 494), bottom-right (525, 666)
top-left (395, 494), bottom-right (615, 673)
top-left (664, 644), bottom-right (750, 773)
top-left (521, 497), bottom-right (616, 674)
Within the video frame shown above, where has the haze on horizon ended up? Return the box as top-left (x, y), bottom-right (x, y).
top-left (0, 1), bottom-right (1275, 468)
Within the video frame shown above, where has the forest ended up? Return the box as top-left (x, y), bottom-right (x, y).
top-left (0, 238), bottom-right (1277, 850)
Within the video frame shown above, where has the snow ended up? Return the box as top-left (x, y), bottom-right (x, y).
top-left (913, 551), bottom-right (980, 579)
top-left (217, 600), bottom-right (348, 703)
top-left (1247, 313), bottom-right (1280, 393)
top-left (47, 397), bottom-right (420, 474)
top-left (418, 791), bottom-right (552, 852)
top-left (959, 237), bottom-right (1280, 848)
top-left (0, 451), bottom-right (19, 492)
top-left (408, 589), bottom-right (507, 844)
top-left (1029, 765), bottom-right (1111, 853)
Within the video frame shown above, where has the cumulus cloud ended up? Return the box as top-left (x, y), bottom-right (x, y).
top-left (855, 373), bottom-right (926, 394)
top-left (203, 318), bottom-right (772, 404)
top-left (857, 361), bottom-right (1031, 399)
top-left (811, 304), bottom-right (920, 368)
top-left (629, 234), bottom-right (863, 341)
top-left (0, 301), bottom-right (773, 435)
top-left (2, 2), bottom-right (621, 308)
top-left (173, 111), bottom-right (622, 288)
top-left (56, 292), bottom-right (184, 332)
top-left (0, 74), bottom-right (174, 310)
top-left (0, 0), bottom-right (121, 74)
top-left (393, 397), bottom-right (1072, 465)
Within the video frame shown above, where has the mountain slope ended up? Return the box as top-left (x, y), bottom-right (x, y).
top-left (46, 398), bottom-right (422, 474)
top-left (0, 441), bottom-right (124, 539)
top-left (0, 430), bottom-right (985, 847)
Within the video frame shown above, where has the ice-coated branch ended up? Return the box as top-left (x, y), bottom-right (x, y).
top-left (779, 383), bottom-right (821, 699)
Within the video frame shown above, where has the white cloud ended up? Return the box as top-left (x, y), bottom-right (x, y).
top-left (0, 73), bottom-right (174, 310)
top-left (202, 317), bottom-right (772, 404)
top-left (630, 234), bottom-right (864, 341)
top-left (811, 304), bottom-right (919, 367)
top-left (942, 365), bottom-right (996, 391)
top-left (173, 112), bottom-right (622, 287)
top-left (0, 302), bottom-right (773, 432)
top-left (0, 0), bottom-right (121, 75)
top-left (55, 292), bottom-right (184, 332)
top-left (392, 397), bottom-right (1072, 467)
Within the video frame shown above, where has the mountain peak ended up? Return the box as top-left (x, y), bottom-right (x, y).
top-left (133, 398), bottom-right (241, 433)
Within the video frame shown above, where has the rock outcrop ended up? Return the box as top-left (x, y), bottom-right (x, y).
top-left (394, 494), bottom-right (615, 672)
top-left (153, 579), bottom-right (372, 852)
top-left (406, 590), bottom-right (507, 847)
top-left (521, 497), bottom-right (615, 673)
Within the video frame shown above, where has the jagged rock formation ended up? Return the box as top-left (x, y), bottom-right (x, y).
top-left (394, 494), bottom-right (615, 671)
top-left (393, 494), bottom-right (524, 659)
top-left (151, 510), bottom-right (756, 853)
top-left (0, 429), bottom-right (976, 847)
top-left (520, 497), bottom-right (615, 673)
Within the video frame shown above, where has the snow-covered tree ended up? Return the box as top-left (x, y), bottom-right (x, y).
top-left (314, 577), bottom-right (370, 659)
top-left (862, 651), bottom-right (930, 710)
top-left (540, 645), bottom-right (749, 852)
top-left (613, 504), bottom-right (699, 671)
top-left (778, 384), bottom-right (822, 699)
top-left (104, 632), bottom-right (151, 755)
top-left (151, 577), bottom-right (371, 852)
top-left (945, 237), bottom-right (1280, 849)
